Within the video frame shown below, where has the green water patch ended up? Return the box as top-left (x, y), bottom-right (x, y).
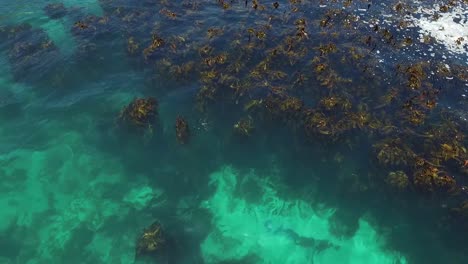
top-left (201, 166), bottom-right (408, 264)
top-left (0, 72), bottom-right (35, 106)
top-left (0, 123), bottom-right (169, 263)
top-left (40, 19), bottom-right (76, 56)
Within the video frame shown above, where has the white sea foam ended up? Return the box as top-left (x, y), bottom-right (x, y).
top-left (412, 3), bottom-right (467, 57)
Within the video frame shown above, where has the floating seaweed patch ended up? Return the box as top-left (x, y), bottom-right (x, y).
top-left (126, 36), bottom-right (140, 55)
top-left (118, 97), bottom-right (158, 134)
top-left (175, 116), bottom-right (190, 144)
top-left (143, 34), bottom-right (165, 60)
top-left (413, 164), bottom-right (458, 194)
top-left (233, 116), bottom-right (255, 138)
top-left (386, 171), bottom-right (410, 191)
top-left (160, 8), bottom-right (178, 19)
top-left (136, 221), bottom-right (168, 260)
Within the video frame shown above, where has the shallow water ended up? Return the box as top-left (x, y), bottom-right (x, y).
top-left (1, 0), bottom-right (468, 264)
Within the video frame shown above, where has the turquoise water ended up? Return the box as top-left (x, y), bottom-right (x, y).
top-left (1, 0), bottom-right (468, 263)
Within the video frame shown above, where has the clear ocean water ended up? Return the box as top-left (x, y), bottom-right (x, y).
top-left (1, 0), bottom-right (467, 263)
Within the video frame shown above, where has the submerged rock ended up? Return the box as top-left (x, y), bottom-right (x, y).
top-left (4, 24), bottom-right (61, 83)
top-left (123, 186), bottom-right (165, 210)
top-left (44, 3), bottom-right (67, 20)
top-left (264, 219), bottom-right (340, 252)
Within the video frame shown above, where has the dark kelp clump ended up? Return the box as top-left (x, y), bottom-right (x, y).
top-left (233, 117), bottom-right (255, 139)
top-left (175, 116), bottom-right (190, 144)
top-left (119, 97), bottom-right (158, 134)
top-left (136, 221), bottom-right (167, 260)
